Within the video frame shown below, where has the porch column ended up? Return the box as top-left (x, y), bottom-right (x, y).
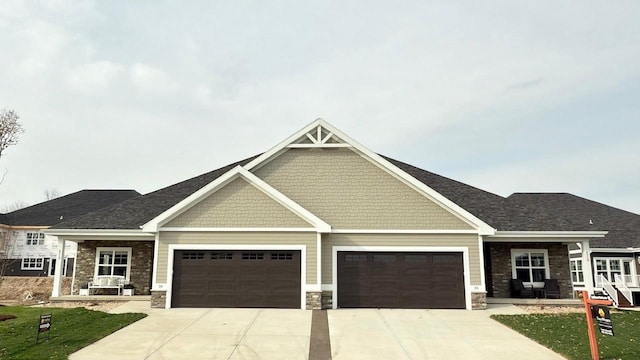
top-left (581, 239), bottom-right (594, 295)
top-left (51, 238), bottom-right (66, 297)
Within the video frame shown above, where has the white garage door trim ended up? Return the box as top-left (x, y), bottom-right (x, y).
top-left (332, 246), bottom-right (471, 310)
top-left (167, 244), bottom-right (307, 309)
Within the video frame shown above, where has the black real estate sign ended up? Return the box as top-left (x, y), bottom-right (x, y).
top-left (36, 313), bottom-right (52, 342)
top-left (594, 305), bottom-right (614, 336)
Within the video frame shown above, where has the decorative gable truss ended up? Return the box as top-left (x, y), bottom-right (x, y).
top-left (288, 123), bottom-right (351, 148)
top-left (246, 119), bottom-right (496, 235)
top-left (141, 166), bottom-right (331, 233)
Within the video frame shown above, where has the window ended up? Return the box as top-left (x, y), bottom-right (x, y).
top-left (271, 253), bottom-right (293, 260)
top-left (211, 253), bottom-right (233, 260)
top-left (21, 258), bottom-right (44, 270)
top-left (594, 258), bottom-right (633, 285)
top-left (26, 232), bottom-right (45, 246)
top-left (242, 253), bottom-right (264, 260)
top-left (49, 258), bottom-right (69, 276)
top-left (511, 249), bottom-right (549, 286)
top-left (94, 247), bottom-right (132, 280)
top-left (570, 259), bottom-right (584, 284)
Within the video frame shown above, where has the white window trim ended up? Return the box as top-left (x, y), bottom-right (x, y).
top-left (48, 257), bottom-right (69, 277)
top-left (570, 258), bottom-right (584, 285)
top-left (593, 257), bottom-right (636, 285)
top-left (26, 232), bottom-right (45, 246)
top-left (21, 257), bottom-right (44, 270)
top-left (510, 249), bottom-right (550, 288)
top-left (94, 247), bottom-right (132, 282)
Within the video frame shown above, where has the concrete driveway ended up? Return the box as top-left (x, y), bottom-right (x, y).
top-left (70, 302), bottom-right (564, 360)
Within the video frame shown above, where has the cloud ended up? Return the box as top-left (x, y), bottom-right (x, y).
top-left (66, 61), bottom-right (124, 93)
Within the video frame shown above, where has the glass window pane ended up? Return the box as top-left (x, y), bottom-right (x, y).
top-left (531, 253), bottom-right (545, 267)
top-left (578, 273), bottom-right (584, 282)
top-left (610, 260), bottom-right (621, 271)
top-left (98, 266), bottom-right (111, 275)
top-left (99, 252), bottom-right (113, 265)
top-left (532, 269), bottom-right (546, 282)
top-left (114, 252), bottom-right (128, 265)
top-left (577, 260), bottom-right (582, 270)
top-left (515, 254), bottom-right (529, 267)
top-left (516, 269), bottom-right (531, 282)
top-left (596, 260), bottom-right (607, 271)
top-left (113, 267), bottom-right (126, 277)
top-left (570, 261), bottom-right (576, 271)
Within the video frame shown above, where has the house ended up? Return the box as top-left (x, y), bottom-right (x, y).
top-left (0, 190), bottom-right (140, 279)
top-left (505, 193), bottom-right (640, 306)
top-left (47, 119), bottom-right (621, 310)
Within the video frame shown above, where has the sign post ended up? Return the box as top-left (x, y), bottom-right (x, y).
top-left (36, 314), bottom-right (52, 342)
top-left (582, 291), bottom-right (613, 360)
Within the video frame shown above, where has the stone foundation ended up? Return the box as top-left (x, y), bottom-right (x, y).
top-left (321, 291), bottom-right (333, 309)
top-left (485, 242), bottom-right (572, 298)
top-left (151, 290), bottom-right (166, 308)
top-left (306, 291), bottom-right (322, 310)
top-left (471, 292), bottom-right (487, 310)
top-left (74, 240), bottom-right (154, 295)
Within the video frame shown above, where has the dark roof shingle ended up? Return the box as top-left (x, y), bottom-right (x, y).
top-left (3, 190), bottom-right (141, 226)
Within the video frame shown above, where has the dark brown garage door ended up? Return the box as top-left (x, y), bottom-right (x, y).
top-left (337, 251), bottom-right (465, 309)
top-left (172, 250), bottom-right (301, 308)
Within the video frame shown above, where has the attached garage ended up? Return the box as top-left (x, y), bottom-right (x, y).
top-left (171, 250), bottom-right (301, 308)
top-left (337, 251), bottom-right (466, 309)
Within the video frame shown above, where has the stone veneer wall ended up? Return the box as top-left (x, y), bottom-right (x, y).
top-left (486, 242), bottom-right (572, 298)
top-left (306, 291), bottom-right (322, 310)
top-left (321, 291), bottom-right (333, 310)
top-left (74, 240), bottom-right (153, 295)
top-left (151, 290), bottom-right (166, 308)
top-left (471, 293), bottom-right (487, 310)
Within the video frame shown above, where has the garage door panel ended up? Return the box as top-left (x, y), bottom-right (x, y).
top-left (172, 250), bottom-right (301, 308)
top-left (338, 251), bottom-right (465, 309)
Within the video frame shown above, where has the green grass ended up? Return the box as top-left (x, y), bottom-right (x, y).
top-left (0, 306), bottom-right (146, 359)
top-left (492, 311), bottom-right (640, 360)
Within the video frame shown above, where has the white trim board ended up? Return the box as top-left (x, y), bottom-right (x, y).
top-left (159, 227), bottom-right (319, 232)
top-left (331, 245), bottom-right (472, 311)
top-left (164, 244), bottom-right (307, 310)
top-left (142, 166), bottom-right (331, 233)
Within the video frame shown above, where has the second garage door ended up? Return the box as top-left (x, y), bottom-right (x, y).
top-left (337, 251), bottom-right (465, 309)
top-left (172, 250), bottom-right (301, 308)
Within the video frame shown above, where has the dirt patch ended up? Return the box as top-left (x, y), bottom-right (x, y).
top-left (0, 277), bottom-right (72, 304)
top-left (32, 301), bottom-right (127, 313)
top-left (0, 314), bottom-right (17, 321)
top-left (518, 305), bottom-right (585, 314)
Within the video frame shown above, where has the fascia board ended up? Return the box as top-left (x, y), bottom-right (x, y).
top-left (142, 166), bottom-right (331, 233)
top-left (243, 119), bottom-right (496, 235)
top-left (490, 231), bottom-right (608, 238)
top-left (44, 229), bottom-right (153, 237)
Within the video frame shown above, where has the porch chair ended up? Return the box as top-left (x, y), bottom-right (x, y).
top-left (510, 279), bottom-right (534, 298)
top-left (543, 279), bottom-right (561, 299)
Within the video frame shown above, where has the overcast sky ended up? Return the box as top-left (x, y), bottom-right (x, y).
top-left (1, 1), bottom-right (639, 215)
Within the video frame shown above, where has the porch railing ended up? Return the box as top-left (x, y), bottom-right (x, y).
top-left (614, 274), bottom-right (634, 306)
top-left (621, 275), bottom-right (640, 288)
top-left (598, 274), bottom-right (618, 308)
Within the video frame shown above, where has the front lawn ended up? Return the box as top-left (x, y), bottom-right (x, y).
top-left (0, 306), bottom-right (146, 359)
top-left (492, 310), bottom-right (640, 360)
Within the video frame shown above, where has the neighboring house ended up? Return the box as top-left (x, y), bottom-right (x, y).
top-left (505, 193), bottom-right (640, 306)
top-left (0, 190), bottom-right (140, 280)
top-left (48, 119), bottom-right (622, 310)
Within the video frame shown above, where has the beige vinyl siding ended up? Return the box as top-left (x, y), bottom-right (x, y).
top-left (165, 178), bottom-right (312, 228)
top-left (254, 148), bottom-right (473, 230)
top-left (322, 233), bottom-right (482, 285)
top-left (157, 232), bottom-right (317, 284)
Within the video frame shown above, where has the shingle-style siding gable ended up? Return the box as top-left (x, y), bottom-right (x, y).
top-left (254, 148), bottom-right (473, 230)
top-left (164, 178), bottom-right (313, 228)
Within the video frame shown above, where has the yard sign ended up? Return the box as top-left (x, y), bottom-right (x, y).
top-left (582, 291), bottom-right (613, 360)
top-left (36, 313), bottom-right (52, 342)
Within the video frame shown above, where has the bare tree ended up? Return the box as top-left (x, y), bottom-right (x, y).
top-left (0, 109), bottom-right (24, 159)
top-left (1, 200), bottom-right (29, 213)
top-left (44, 188), bottom-right (61, 201)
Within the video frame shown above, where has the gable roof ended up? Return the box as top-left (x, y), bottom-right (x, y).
top-left (142, 166), bottom-right (331, 232)
top-left (52, 156), bottom-right (259, 229)
top-left (2, 190), bottom-right (141, 227)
